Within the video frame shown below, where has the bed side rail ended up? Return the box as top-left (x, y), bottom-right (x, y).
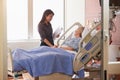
top-left (8, 48), bottom-right (13, 74)
top-left (8, 48), bottom-right (27, 79)
top-left (73, 22), bottom-right (101, 73)
top-left (79, 22), bottom-right (101, 50)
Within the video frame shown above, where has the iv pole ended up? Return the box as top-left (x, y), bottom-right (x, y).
top-left (101, 0), bottom-right (109, 80)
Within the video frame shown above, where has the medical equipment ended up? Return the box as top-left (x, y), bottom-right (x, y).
top-left (8, 22), bottom-right (101, 80)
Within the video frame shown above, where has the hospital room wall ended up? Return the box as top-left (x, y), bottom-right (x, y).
top-left (85, 0), bottom-right (101, 24)
top-left (0, 0), bottom-right (7, 79)
top-left (109, 8), bottom-right (120, 62)
top-left (65, 0), bottom-right (85, 28)
top-left (8, 0), bottom-right (85, 50)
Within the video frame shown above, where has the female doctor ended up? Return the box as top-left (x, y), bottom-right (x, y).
top-left (38, 9), bottom-right (57, 48)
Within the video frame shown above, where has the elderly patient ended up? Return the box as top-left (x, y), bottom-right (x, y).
top-left (60, 27), bottom-right (84, 51)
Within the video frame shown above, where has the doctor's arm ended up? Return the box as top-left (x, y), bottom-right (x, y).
top-left (43, 39), bottom-right (54, 47)
top-left (38, 27), bottom-right (55, 47)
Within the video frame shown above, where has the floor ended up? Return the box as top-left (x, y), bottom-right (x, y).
top-left (8, 76), bottom-right (23, 80)
top-left (8, 73), bottom-right (35, 80)
top-left (8, 72), bottom-right (89, 80)
top-left (8, 71), bottom-right (120, 80)
top-left (8, 73), bottom-right (86, 80)
top-left (109, 74), bottom-right (120, 80)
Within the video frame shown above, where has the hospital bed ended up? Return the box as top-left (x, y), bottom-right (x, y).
top-left (8, 22), bottom-right (101, 80)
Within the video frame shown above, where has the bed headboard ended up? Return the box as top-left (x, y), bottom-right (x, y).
top-left (57, 22), bottom-right (83, 46)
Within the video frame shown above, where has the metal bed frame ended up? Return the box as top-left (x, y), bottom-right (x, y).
top-left (8, 22), bottom-right (101, 80)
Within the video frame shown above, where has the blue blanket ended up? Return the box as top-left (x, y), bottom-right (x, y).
top-left (12, 46), bottom-right (75, 77)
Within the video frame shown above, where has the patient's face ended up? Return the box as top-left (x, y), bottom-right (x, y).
top-left (74, 27), bottom-right (84, 37)
top-left (75, 29), bottom-right (81, 34)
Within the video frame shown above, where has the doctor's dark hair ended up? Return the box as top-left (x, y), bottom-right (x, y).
top-left (40, 9), bottom-right (54, 23)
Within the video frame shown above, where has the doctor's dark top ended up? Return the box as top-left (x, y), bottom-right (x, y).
top-left (38, 22), bottom-right (54, 46)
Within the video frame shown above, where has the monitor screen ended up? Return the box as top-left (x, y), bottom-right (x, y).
top-left (99, 0), bottom-right (120, 6)
top-left (110, 0), bottom-right (120, 6)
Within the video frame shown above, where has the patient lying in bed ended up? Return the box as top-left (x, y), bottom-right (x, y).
top-left (10, 26), bottom-right (85, 78)
top-left (60, 27), bottom-right (84, 51)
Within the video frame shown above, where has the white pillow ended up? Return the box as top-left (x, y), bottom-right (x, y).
top-left (82, 27), bottom-right (90, 39)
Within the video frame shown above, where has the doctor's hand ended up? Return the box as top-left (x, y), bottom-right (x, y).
top-left (56, 34), bottom-right (60, 38)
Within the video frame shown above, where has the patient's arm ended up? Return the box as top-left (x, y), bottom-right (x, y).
top-left (60, 46), bottom-right (74, 51)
